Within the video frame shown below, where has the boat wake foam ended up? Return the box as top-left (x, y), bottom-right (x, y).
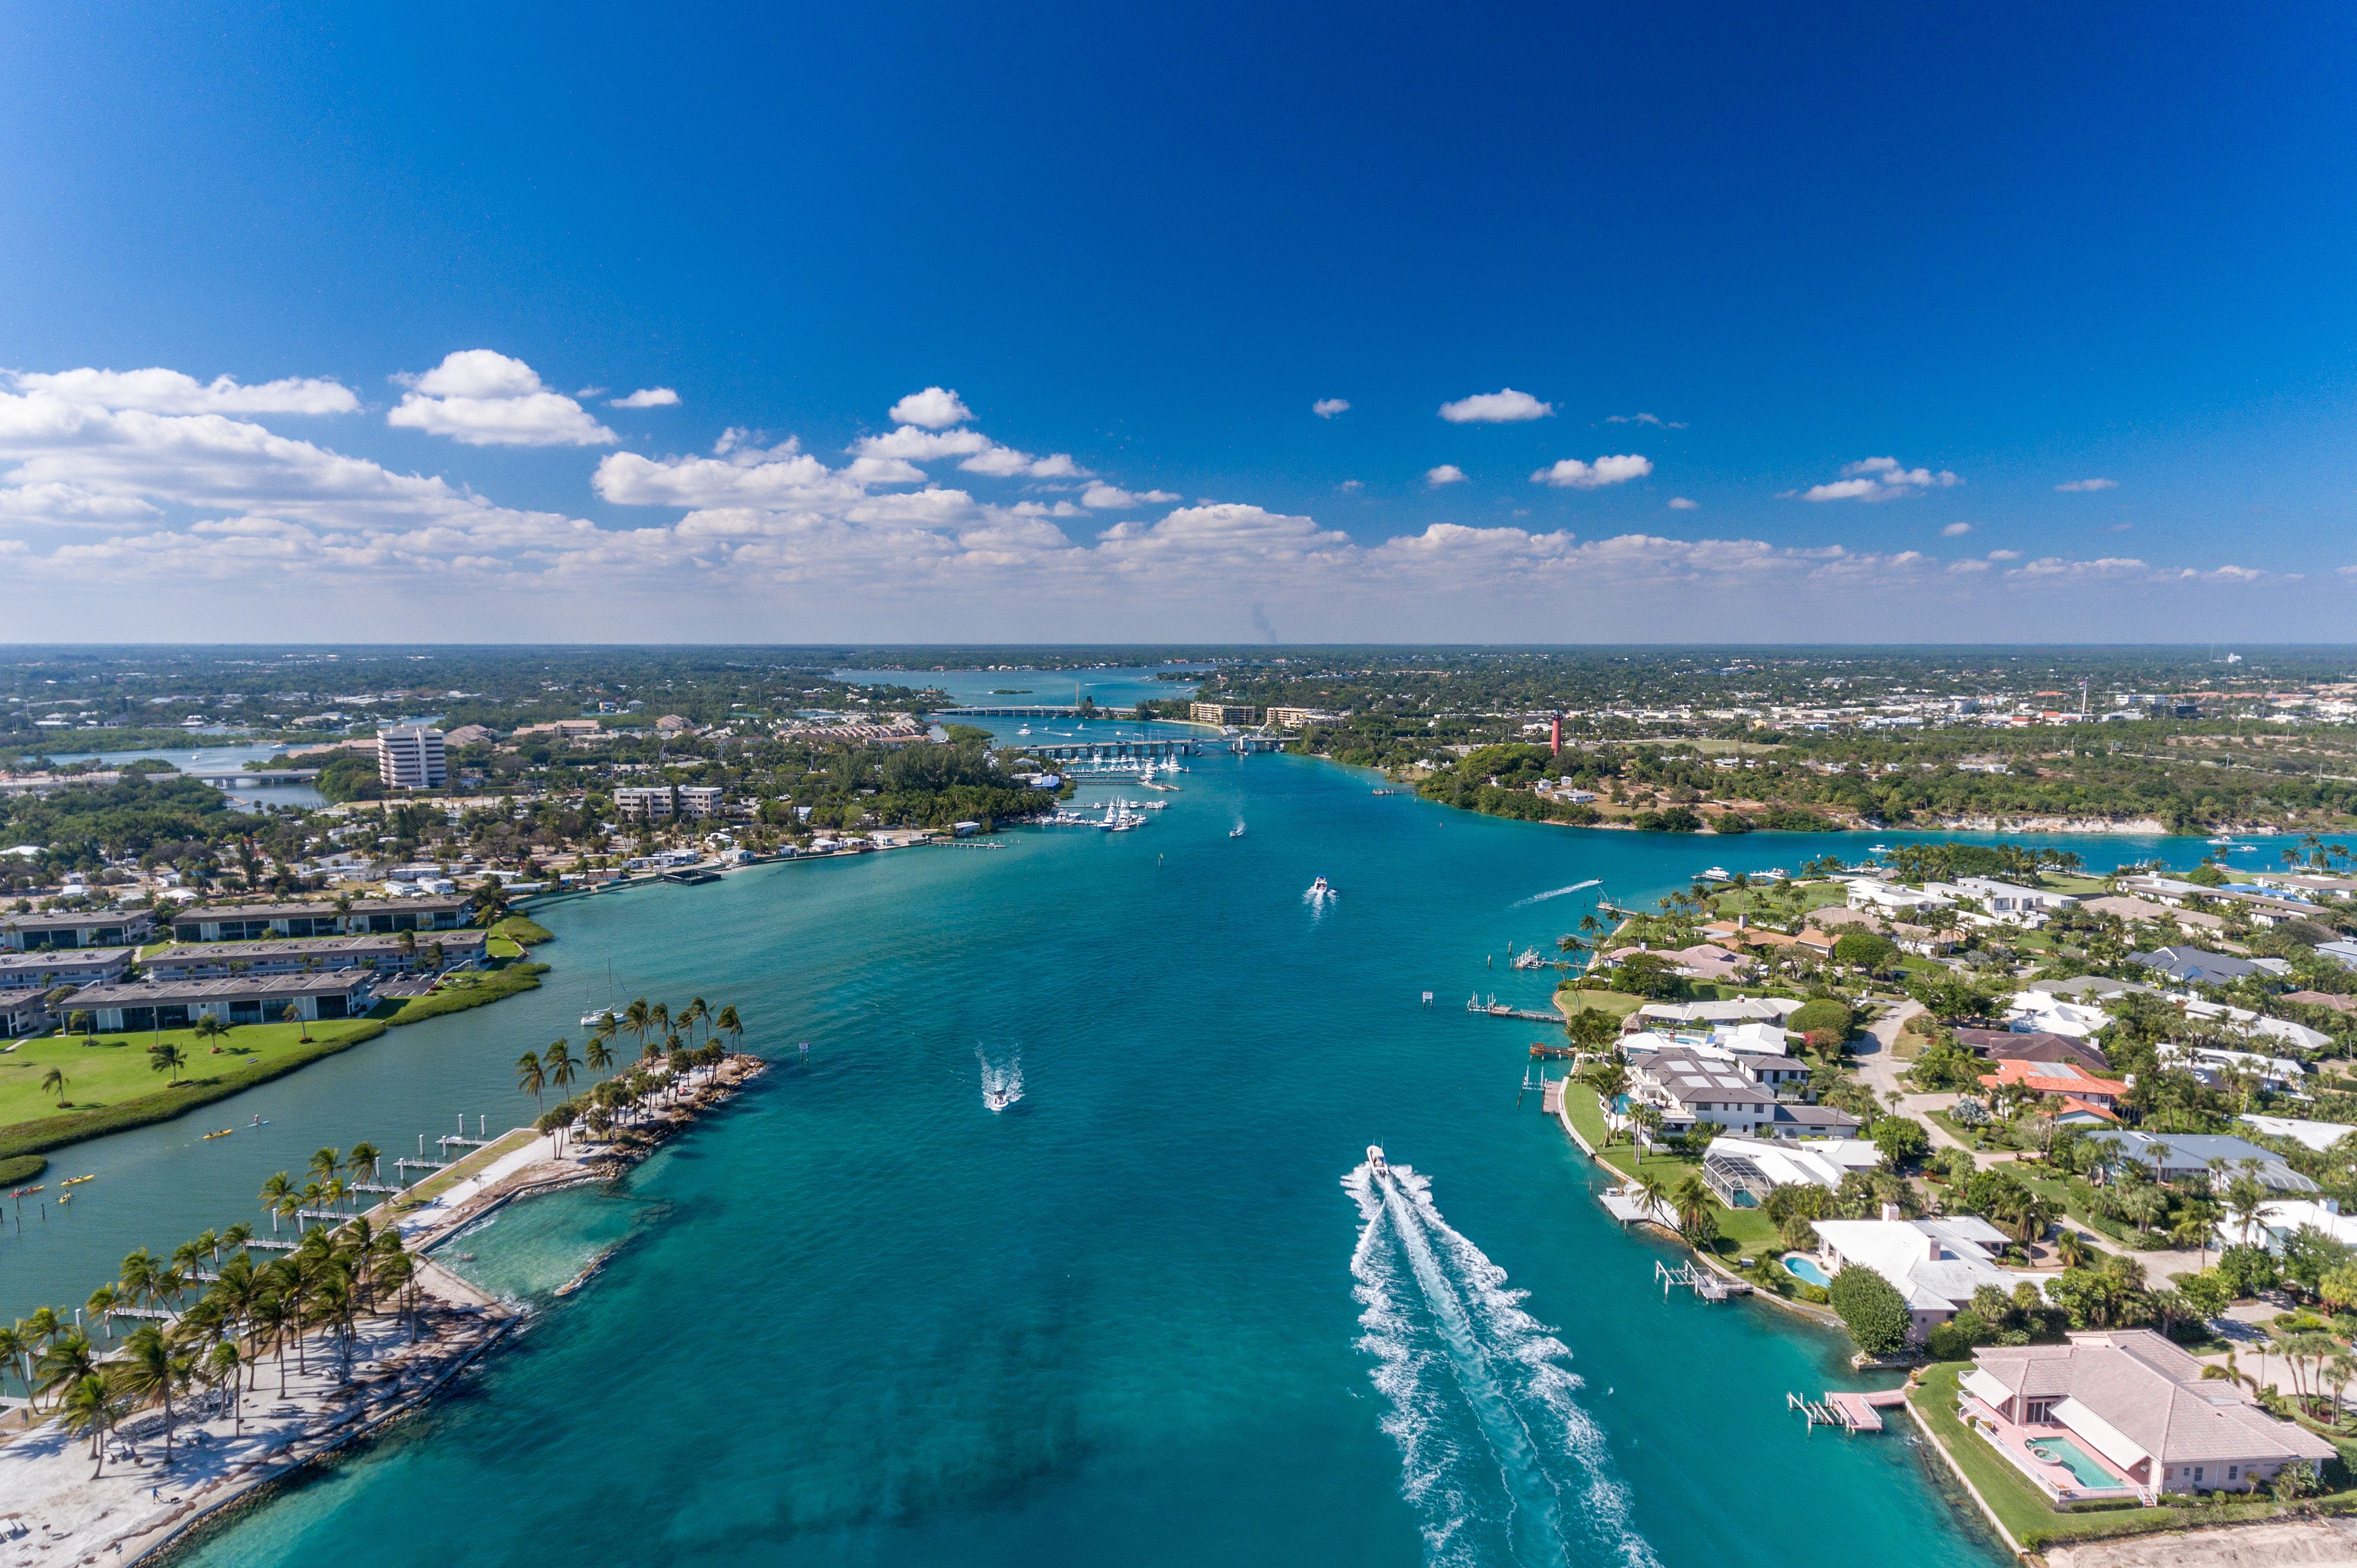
top-left (1346, 1159), bottom-right (1655, 1568)
top-left (977, 1044), bottom-right (1024, 1112)
top-left (1512, 879), bottom-right (1599, 907)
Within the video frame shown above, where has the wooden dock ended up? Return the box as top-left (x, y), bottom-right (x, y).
top-left (1788, 1387), bottom-right (1907, 1433)
top-left (1654, 1258), bottom-right (1749, 1301)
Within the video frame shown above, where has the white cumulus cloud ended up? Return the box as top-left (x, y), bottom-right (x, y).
top-left (1796, 456), bottom-right (1961, 502)
top-left (387, 351), bottom-right (616, 447)
top-left (1082, 482), bottom-right (1179, 509)
top-left (609, 387), bottom-right (680, 409)
top-left (1666, 496), bottom-right (1698, 510)
top-left (1531, 455), bottom-right (1651, 489)
top-left (1426, 464), bottom-right (1467, 486)
top-left (1941, 521), bottom-right (1974, 536)
top-left (12, 368), bottom-right (360, 416)
top-left (1439, 388), bottom-right (1553, 424)
top-left (1313, 398), bottom-right (1350, 419)
top-left (2055, 477), bottom-right (2118, 492)
top-left (1606, 413), bottom-right (1686, 429)
top-left (887, 387), bottom-right (973, 429)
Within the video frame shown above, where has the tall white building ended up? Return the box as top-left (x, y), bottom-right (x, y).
top-left (377, 726), bottom-right (448, 790)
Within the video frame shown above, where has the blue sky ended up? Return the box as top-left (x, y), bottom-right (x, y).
top-left (3, 4), bottom-right (2355, 641)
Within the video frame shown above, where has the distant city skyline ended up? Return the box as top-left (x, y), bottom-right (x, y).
top-left (3, 5), bottom-right (2355, 642)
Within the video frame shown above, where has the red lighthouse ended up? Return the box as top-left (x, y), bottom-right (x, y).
top-left (1550, 714), bottom-right (1562, 756)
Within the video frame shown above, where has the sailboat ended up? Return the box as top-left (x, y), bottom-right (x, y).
top-left (581, 962), bottom-right (619, 1029)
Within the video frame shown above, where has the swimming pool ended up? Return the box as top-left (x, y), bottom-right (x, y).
top-left (1781, 1255), bottom-right (1832, 1288)
top-left (2028, 1435), bottom-right (2130, 1491)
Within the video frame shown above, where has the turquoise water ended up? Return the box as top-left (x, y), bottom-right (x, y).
top-left (1781, 1256), bottom-right (1833, 1289)
top-left (2028, 1435), bottom-right (2131, 1491)
top-left (1, 735), bottom-right (2212, 1566)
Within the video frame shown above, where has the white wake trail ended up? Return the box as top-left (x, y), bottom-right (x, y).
top-left (1346, 1161), bottom-right (1659, 1568)
top-left (976, 1044), bottom-right (1023, 1110)
top-left (1512, 879), bottom-right (1599, 907)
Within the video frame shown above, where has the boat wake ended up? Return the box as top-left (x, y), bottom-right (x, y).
top-left (978, 1045), bottom-right (1024, 1112)
top-left (1512, 879), bottom-right (1599, 908)
top-left (1346, 1158), bottom-right (1654, 1568)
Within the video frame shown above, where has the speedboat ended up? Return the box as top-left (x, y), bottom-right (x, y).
top-left (1367, 1145), bottom-right (1388, 1177)
top-left (1017, 724), bottom-right (1032, 736)
top-left (984, 1084), bottom-right (1016, 1113)
top-left (1230, 824), bottom-right (1246, 838)
top-left (1868, 843), bottom-right (1892, 854)
top-left (1308, 874), bottom-right (1335, 899)
top-left (1697, 866), bottom-right (1730, 883)
top-left (2207, 835), bottom-right (2238, 846)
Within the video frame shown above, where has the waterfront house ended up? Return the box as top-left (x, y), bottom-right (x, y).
top-left (1810, 1213), bottom-right (2029, 1340)
top-left (2088, 1130), bottom-right (2316, 1194)
top-left (1624, 1047), bottom-right (1780, 1136)
top-left (169, 896), bottom-right (471, 942)
top-left (1601, 942), bottom-right (1752, 982)
top-left (2178, 999), bottom-right (2330, 1054)
top-left (0, 946), bottom-right (134, 991)
top-left (1844, 879), bottom-right (1953, 915)
top-left (0, 910), bottom-right (153, 952)
top-left (67, 972), bottom-right (376, 1031)
top-left (2238, 1113), bottom-right (2355, 1152)
top-left (142, 929), bottom-right (488, 981)
top-left (1977, 1057), bottom-right (2130, 1118)
top-left (1960, 1331), bottom-right (2335, 1499)
top-left (1953, 1028), bottom-right (2111, 1074)
top-left (1633, 997), bottom-right (1802, 1028)
top-left (1700, 1135), bottom-right (1881, 1207)
top-left (1764, 1102), bottom-right (1865, 1138)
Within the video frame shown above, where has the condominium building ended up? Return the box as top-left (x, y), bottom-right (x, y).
top-left (1189, 701), bottom-right (1257, 726)
top-left (615, 785), bottom-right (723, 821)
top-left (377, 725), bottom-right (448, 790)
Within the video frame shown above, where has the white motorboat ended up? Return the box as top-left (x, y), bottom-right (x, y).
top-left (1868, 842), bottom-right (1893, 854)
top-left (1306, 874), bottom-right (1337, 901)
top-left (1697, 866), bottom-right (1730, 883)
top-left (984, 1084), bottom-right (1016, 1112)
top-left (1230, 824), bottom-right (1246, 838)
top-left (1367, 1144), bottom-right (1388, 1177)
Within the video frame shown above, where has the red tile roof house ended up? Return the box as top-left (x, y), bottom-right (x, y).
top-left (1977, 1057), bottom-right (2129, 1120)
top-left (1958, 1331), bottom-right (2336, 1502)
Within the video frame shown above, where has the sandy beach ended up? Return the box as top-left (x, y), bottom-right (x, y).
top-left (0, 1052), bottom-right (768, 1566)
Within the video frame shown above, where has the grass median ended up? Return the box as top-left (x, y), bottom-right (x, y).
top-left (386, 962), bottom-right (549, 1025)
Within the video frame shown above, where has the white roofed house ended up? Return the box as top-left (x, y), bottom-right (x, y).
top-left (2001, 991), bottom-right (2113, 1040)
top-left (1700, 1135), bottom-right (1881, 1208)
top-left (1810, 1214), bottom-right (2032, 1341)
top-left (1958, 1331), bottom-right (2336, 1501)
top-left (1623, 1046), bottom-right (1780, 1138)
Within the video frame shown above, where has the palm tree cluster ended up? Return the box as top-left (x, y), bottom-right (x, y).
top-left (520, 998), bottom-right (747, 1153)
top-left (0, 1208), bottom-right (419, 1478)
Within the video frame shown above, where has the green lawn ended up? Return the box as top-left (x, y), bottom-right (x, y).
top-left (1907, 1362), bottom-right (2354, 1548)
top-left (1555, 988), bottom-right (1644, 1021)
top-left (0, 1019), bottom-right (386, 1157)
top-left (387, 961), bottom-right (549, 1024)
top-left (1709, 881), bottom-right (1852, 920)
top-left (492, 914), bottom-right (553, 946)
top-left (1560, 1082), bottom-right (1781, 1259)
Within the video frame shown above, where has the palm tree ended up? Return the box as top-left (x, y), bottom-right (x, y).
top-left (648, 1002), bottom-right (671, 1051)
top-left (205, 1341), bottom-right (243, 1434)
top-left (57, 1373), bottom-right (123, 1478)
top-left (114, 1325), bottom-right (185, 1463)
top-left (248, 1293), bottom-right (293, 1396)
top-left (714, 1004), bottom-right (744, 1056)
top-left (148, 1041), bottom-right (188, 1084)
top-left (258, 1171), bottom-right (293, 1231)
top-left (1672, 1175), bottom-right (1715, 1237)
top-left (544, 1040), bottom-right (577, 1099)
top-left (308, 1147), bottom-right (342, 1190)
top-left (586, 1031), bottom-right (615, 1077)
top-left (622, 998), bottom-right (651, 1057)
top-left (1634, 1173), bottom-right (1670, 1227)
top-left (39, 1066), bottom-right (68, 1107)
top-left (347, 1142), bottom-right (380, 1188)
top-left (84, 1285), bottom-right (118, 1339)
top-left (682, 997), bottom-right (710, 1046)
top-left (118, 1248), bottom-right (161, 1314)
top-left (517, 1050), bottom-right (546, 1109)
top-left (282, 1001), bottom-right (311, 1042)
